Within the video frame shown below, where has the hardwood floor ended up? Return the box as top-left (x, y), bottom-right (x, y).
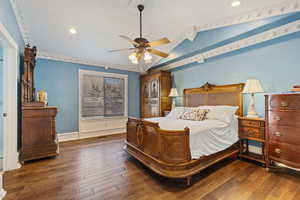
top-left (4, 135), bottom-right (300, 200)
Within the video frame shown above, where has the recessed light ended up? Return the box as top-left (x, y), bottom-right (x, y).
top-left (231, 1), bottom-right (241, 7)
top-left (69, 28), bottom-right (77, 35)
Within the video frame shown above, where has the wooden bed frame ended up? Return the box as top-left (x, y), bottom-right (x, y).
top-left (125, 83), bottom-right (244, 185)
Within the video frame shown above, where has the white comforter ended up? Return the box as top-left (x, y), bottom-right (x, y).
top-left (144, 117), bottom-right (238, 159)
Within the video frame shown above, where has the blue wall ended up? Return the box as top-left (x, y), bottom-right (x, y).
top-left (0, 0), bottom-right (25, 50)
top-left (35, 59), bottom-right (140, 134)
top-left (154, 12), bottom-right (300, 118)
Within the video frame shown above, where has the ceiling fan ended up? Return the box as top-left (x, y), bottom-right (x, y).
top-left (109, 4), bottom-right (171, 64)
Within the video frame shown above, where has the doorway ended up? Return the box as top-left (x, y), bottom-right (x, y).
top-left (0, 20), bottom-right (20, 199)
top-left (0, 46), bottom-right (3, 170)
top-left (0, 21), bottom-right (20, 171)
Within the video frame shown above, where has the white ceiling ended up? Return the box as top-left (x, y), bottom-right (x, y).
top-left (16, 0), bottom-right (288, 71)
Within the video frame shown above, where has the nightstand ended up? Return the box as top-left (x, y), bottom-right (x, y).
top-left (238, 117), bottom-right (266, 166)
top-left (163, 110), bottom-right (171, 117)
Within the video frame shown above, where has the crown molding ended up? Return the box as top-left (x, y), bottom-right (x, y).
top-left (9, 0), bottom-right (30, 44)
top-left (37, 51), bottom-right (141, 72)
top-left (11, 0), bottom-right (299, 72)
top-left (157, 54), bottom-right (204, 71)
top-left (152, 18), bottom-right (300, 72)
top-left (196, 0), bottom-right (300, 32)
top-left (202, 19), bottom-right (300, 59)
top-left (147, 0), bottom-right (300, 70)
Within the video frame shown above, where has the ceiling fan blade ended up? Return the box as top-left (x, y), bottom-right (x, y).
top-left (108, 48), bottom-right (136, 52)
top-left (148, 49), bottom-right (169, 58)
top-left (148, 37), bottom-right (170, 47)
top-left (119, 35), bottom-right (139, 45)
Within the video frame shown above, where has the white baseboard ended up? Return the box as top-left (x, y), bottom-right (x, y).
top-left (4, 152), bottom-right (21, 171)
top-left (58, 132), bottom-right (79, 142)
top-left (0, 172), bottom-right (6, 200)
top-left (58, 127), bottom-right (126, 142)
top-left (0, 189), bottom-right (6, 200)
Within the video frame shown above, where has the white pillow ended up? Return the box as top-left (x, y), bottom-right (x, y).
top-left (167, 107), bottom-right (197, 119)
top-left (167, 107), bottom-right (185, 119)
top-left (178, 108), bottom-right (209, 121)
top-left (199, 106), bottom-right (238, 123)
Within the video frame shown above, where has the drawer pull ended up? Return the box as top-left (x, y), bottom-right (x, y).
top-left (274, 116), bottom-right (281, 121)
top-left (280, 101), bottom-right (288, 107)
top-left (275, 148), bottom-right (281, 154)
top-left (275, 132), bottom-right (282, 137)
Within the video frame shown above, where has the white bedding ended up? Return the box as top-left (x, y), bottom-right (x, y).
top-left (144, 117), bottom-right (238, 159)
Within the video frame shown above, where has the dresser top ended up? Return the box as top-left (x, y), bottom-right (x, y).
top-left (22, 106), bottom-right (58, 110)
top-left (238, 116), bottom-right (265, 121)
top-left (265, 93), bottom-right (300, 96)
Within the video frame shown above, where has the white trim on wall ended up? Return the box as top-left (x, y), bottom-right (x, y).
top-left (0, 21), bottom-right (21, 173)
top-left (0, 19), bottom-right (22, 200)
top-left (154, 18), bottom-right (300, 71)
top-left (0, 172), bottom-right (5, 200)
top-left (37, 51), bottom-right (141, 73)
top-left (11, 0), bottom-right (299, 72)
top-left (9, 0), bottom-right (30, 44)
top-left (58, 128), bottom-right (125, 143)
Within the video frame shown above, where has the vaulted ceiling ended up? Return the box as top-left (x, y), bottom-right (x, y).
top-left (15, 0), bottom-right (289, 72)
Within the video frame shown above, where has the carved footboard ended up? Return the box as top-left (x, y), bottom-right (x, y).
top-left (126, 118), bottom-right (191, 164)
top-left (125, 117), bottom-right (239, 183)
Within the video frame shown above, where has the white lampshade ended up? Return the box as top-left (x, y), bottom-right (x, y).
top-left (242, 79), bottom-right (264, 94)
top-left (169, 88), bottom-right (179, 97)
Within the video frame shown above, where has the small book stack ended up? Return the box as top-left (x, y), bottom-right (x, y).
top-left (290, 85), bottom-right (300, 92)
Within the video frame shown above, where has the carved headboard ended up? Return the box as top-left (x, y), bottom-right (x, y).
top-left (183, 83), bottom-right (245, 116)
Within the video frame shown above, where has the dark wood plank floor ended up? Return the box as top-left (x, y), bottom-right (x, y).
top-left (4, 135), bottom-right (300, 200)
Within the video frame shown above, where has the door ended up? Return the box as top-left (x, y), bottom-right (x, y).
top-left (0, 46), bottom-right (3, 171)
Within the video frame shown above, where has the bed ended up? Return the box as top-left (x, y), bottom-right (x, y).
top-left (124, 83), bottom-right (244, 185)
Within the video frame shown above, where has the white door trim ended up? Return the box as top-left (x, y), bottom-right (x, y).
top-left (0, 20), bottom-right (21, 173)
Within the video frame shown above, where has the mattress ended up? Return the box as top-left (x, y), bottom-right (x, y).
top-left (144, 117), bottom-right (238, 159)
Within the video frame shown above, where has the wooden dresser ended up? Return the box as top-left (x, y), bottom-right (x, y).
top-left (20, 106), bottom-right (59, 163)
top-left (20, 46), bottom-right (59, 163)
top-left (140, 71), bottom-right (171, 118)
top-left (265, 94), bottom-right (300, 169)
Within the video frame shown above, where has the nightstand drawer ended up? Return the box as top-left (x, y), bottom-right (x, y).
top-left (239, 126), bottom-right (265, 140)
top-left (240, 119), bottom-right (264, 128)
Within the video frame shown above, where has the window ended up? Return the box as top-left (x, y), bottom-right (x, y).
top-left (79, 70), bottom-right (128, 119)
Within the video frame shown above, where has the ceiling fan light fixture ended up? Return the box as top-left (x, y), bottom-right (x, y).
top-left (69, 27), bottom-right (77, 35)
top-left (109, 4), bottom-right (170, 65)
top-left (231, 0), bottom-right (241, 7)
top-left (144, 51), bottom-right (152, 62)
top-left (129, 52), bottom-right (137, 61)
top-left (131, 58), bottom-right (139, 64)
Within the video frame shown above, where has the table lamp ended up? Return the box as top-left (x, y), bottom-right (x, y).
top-left (169, 88), bottom-right (179, 110)
top-left (242, 79), bottom-right (264, 118)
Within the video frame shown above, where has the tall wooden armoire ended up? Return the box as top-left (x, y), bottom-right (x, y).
top-left (140, 71), bottom-right (171, 118)
top-left (20, 46), bottom-right (59, 163)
